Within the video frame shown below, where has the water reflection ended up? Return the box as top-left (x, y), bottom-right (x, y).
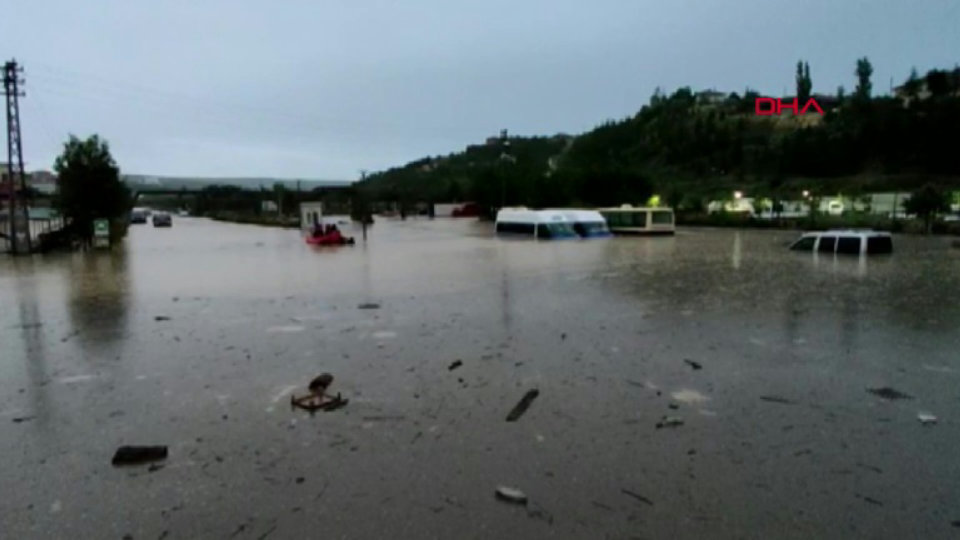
top-left (731, 231), bottom-right (742, 270)
top-left (66, 248), bottom-right (131, 355)
top-left (13, 259), bottom-right (52, 422)
top-left (499, 244), bottom-right (512, 334)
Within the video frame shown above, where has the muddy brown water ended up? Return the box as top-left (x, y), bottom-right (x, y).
top-left (2, 217), bottom-right (959, 538)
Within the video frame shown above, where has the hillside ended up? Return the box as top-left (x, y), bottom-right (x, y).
top-left (358, 65), bottom-right (960, 214)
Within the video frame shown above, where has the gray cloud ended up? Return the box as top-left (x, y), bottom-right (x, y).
top-left (3, 0), bottom-right (957, 179)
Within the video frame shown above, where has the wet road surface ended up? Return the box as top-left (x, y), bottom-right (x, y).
top-left (2, 217), bottom-right (960, 539)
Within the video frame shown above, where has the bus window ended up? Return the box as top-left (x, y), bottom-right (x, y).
top-left (651, 211), bottom-right (673, 224)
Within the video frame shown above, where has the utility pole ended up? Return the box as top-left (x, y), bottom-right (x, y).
top-left (499, 129), bottom-right (509, 209)
top-left (3, 59), bottom-right (31, 254)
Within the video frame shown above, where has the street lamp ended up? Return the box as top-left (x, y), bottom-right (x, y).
top-left (733, 191), bottom-right (743, 200)
top-left (802, 190), bottom-right (810, 198)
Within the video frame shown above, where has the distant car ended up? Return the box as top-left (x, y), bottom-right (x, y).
top-left (130, 210), bottom-right (147, 224)
top-left (152, 212), bottom-right (173, 227)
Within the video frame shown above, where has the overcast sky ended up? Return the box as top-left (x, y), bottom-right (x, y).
top-left (2, 0), bottom-right (958, 180)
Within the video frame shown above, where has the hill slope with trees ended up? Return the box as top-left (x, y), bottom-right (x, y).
top-left (357, 59), bottom-right (960, 217)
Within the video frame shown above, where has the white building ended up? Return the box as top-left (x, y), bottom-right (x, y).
top-left (299, 201), bottom-right (323, 232)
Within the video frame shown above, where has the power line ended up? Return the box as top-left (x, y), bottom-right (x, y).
top-left (29, 64), bottom-right (476, 136)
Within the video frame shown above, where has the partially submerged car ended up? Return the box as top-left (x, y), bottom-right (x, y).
top-left (789, 229), bottom-right (892, 255)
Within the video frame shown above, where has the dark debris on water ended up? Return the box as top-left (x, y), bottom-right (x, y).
top-left (683, 359), bottom-right (703, 370)
top-left (621, 488), bottom-right (654, 506)
top-left (448, 360), bottom-right (463, 371)
top-left (112, 445), bottom-right (168, 466)
top-left (506, 389), bottom-right (540, 422)
top-left (867, 387), bottom-right (913, 400)
top-left (759, 395), bottom-right (795, 405)
top-left (357, 303), bottom-right (380, 310)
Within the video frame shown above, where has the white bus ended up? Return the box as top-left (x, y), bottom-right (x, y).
top-left (547, 209), bottom-right (612, 238)
top-left (494, 208), bottom-right (577, 239)
top-left (597, 205), bottom-right (675, 235)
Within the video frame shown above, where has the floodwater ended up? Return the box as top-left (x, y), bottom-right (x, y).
top-left (2, 218), bottom-right (960, 539)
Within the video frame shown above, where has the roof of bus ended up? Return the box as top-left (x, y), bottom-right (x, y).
top-left (495, 209), bottom-right (569, 223)
top-left (597, 205), bottom-right (674, 212)
top-left (544, 209), bottom-right (607, 222)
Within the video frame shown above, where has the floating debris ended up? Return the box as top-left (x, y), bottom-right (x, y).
top-left (867, 387), bottom-right (913, 400)
top-left (683, 359), bottom-right (703, 370)
top-left (917, 413), bottom-right (938, 425)
top-left (506, 389), bottom-right (540, 422)
top-left (621, 488), bottom-right (654, 506)
top-left (11, 416), bottom-right (35, 423)
top-left (448, 360), bottom-right (463, 371)
top-left (112, 445), bottom-right (168, 466)
top-left (494, 486), bottom-right (528, 505)
top-left (357, 303), bottom-right (380, 310)
top-left (759, 395), bottom-right (795, 405)
top-left (670, 389), bottom-right (709, 404)
top-left (656, 416), bottom-right (684, 429)
top-left (291, 374), bottom-right (349, 413)
top-left (266, 325), bottom-right (305, 333)
top-left (154, 316), bottom-right (171, 321)
top-left (561, 333), bottom-right (567, 340)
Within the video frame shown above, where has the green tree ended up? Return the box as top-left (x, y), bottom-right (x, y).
top-left (903, 183), bottom-right (950, 234)
top-left (855, 57), bottom-right (873, 101)
top-left (925, 70), bottom-right (950, 97)
top-left (53, 135), bottom-right (130, 244)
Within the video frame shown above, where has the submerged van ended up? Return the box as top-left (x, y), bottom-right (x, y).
top-left (495, 208), bottom-right (577, 239)
top-left (549, 209), bottom-right (612, 238)
top-left (789, 229), bottom-right (893, 255)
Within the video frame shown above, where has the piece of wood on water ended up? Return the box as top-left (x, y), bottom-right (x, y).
top-left (621, 488), bottom-right (654, 506)
top-left (112, 445), bottom-right (168, 466)
top-left (506, 389), bottom-right (540, 422)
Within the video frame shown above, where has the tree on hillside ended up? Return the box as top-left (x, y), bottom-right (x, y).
top-left (53, 135), bottom-right (130, 245)
top-left (903, 67), bottom-right (922, 99)
top-left (925, 70), bottom-right (951, 97)
top-left (855, 57), bottom-right (873, 101)
top-left (796, 60), bottom-right (812, 103)
top-left (903, 183), bottom-right (950, 234)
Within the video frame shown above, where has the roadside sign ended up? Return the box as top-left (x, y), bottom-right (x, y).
top-left (94, 219), bottom-right (109, 238)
